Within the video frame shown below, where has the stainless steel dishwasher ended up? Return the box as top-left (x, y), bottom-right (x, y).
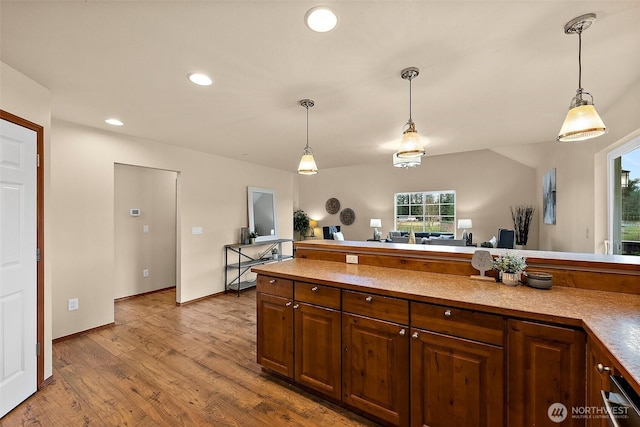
top-left (602, 375), bottom-right (640, 427)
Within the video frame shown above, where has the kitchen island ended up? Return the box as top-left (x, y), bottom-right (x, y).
top-left (253, 241), bottom-right (640, 427)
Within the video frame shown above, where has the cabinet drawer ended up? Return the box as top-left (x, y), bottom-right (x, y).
top-left (295, 282), bottom-right (340, 310)
top-left (256, 275), bottom-right (293, 299)
top-left (342, 290), bottom-right (409, 325)
top-left (411, 302), bottom-right (504, 346)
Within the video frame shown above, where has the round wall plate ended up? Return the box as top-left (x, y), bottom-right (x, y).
top-left (340, 208), bottom-right (355, 225)
top-left (325, 198), bottom-right (340, 214)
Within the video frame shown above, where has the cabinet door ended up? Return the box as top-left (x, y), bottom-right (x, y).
top-left (508, 320), bottom-right (586, 427)
top-left (586, 339), bottom-right (615, 427)
top-left (342, 313), bottom-right (409, 426)
top-left (294, 302), bottom-right (342, 399)
top-left (410, 329), bottom-right (504, 427)
top-left (257, 292), bottom-right (293, 378)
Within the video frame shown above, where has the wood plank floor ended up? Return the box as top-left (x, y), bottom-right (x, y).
top-left (1, 288), bottom-right (379, 426)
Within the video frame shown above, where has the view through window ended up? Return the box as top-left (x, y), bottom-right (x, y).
top-left (620, 147), bottom-right (640, 255)
top-left (394, 191), bottom-right (456, 233)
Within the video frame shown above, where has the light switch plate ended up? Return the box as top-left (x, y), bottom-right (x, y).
top-left (192, 226), bottom-right (203, 235)
top-left (346, 255), bottom-right (358, 264)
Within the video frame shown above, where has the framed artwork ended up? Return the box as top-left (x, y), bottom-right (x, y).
top-left (543, 168), bottom-right (556, 225)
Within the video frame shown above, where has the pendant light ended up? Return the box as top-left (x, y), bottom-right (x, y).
top-left (392, 152), bottom-right (421, 168)
top-left (557, 13), bottom-right (607, 142)
top-left (396, 67), bottom-right (425, 158)
top-left (297, 99), bottom-right (318, 175)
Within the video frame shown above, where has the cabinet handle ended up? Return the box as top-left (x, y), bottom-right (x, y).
top-left (444, 309), bottom-right (452, 317)
top-left (269, 279), bottom-right (276, 284)
top-left (285, 301), bottom-right (292, 307)
top-left (293, 304), bottom-right (299, 309)
top-left (365, 296), bottom-right (373, 302)
top-left (597, 363), bottom-right (611, 373)
top-left (311, 286), bottom-right (318, 292)
top-left (411, 332), bottom-right (419, 339)
top-left (399, 329), bottom-right (406, 336)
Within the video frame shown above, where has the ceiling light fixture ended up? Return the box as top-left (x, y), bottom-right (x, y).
top-left (105, 118), bottom-right (124, 126)
top-left (305, 6), bottom-right (338, 33)
top-left (297, 99), bottom-right (318, 175)
top-left (392, 152), bottom-right (421, 168)
top-left (396, 67), bottom-right (425, 159)
top-left (187, 73), bottom-right (213, 86)
top-left (557, 13), bottom-right (607, 142)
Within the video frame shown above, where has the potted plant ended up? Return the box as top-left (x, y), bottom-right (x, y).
top-left (493, 252), bottom-right (527, 286)
top-left (249, 231), bottom-right (258, 244)
top-left (293, 209), bottom-right (310, 241)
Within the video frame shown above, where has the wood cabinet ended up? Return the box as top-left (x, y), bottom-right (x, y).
top-left (342, 313), bottom-right (409, 426)
top-left (586, 338), bottom-right (615, 427)
top-left (257, 277), bottom-right (342, 399)
top-left (508, 319), bottom-right (586, 427)
top-left (410, 303), bottom-right (504, 427)
top-left (293, 283), bottom-right (342, 399)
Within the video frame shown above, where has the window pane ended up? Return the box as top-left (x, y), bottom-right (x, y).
top-left (426, 205), bottom-right (439, 215)
top-left (397, 205), bottom-right (409, 216)
top-left (410, 205), bottom-right (423, 215)
top-left (441, 193), bottom-right (455, 204)
top-left (397, 194), bottom-right (409, 204)
top-left (441, 204), bottom-right (455, 216)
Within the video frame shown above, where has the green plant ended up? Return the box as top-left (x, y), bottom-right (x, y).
top-left (493, 252), bottom-right (527, 273)
top-left (249, 231), bottom-right (258, 238)
top-left (293, 209), bottom-right (310, 237)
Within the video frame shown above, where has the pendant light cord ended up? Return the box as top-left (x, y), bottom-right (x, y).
top-left (305, 105), bottom-right (309, 149)
top-left (578, 29), bottom-right (582, 91)
top-left (408, 78), bottom-right (413, 122)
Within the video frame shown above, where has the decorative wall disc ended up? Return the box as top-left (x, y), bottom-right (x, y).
top-left (339, 208), bottom-right (355, 225)
top-left (325, 198), bottom-right (340, 214)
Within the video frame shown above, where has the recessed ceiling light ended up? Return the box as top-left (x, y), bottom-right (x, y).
top-left (188, 73), bottom-right (213, 86)
top-left (305, 6), bottom-right (338, 33)
top-left (105, 118), bottom-right (124, 126)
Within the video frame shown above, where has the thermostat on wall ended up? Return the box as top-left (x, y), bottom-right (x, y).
top-left (129, 208), bottom-right (141, 217)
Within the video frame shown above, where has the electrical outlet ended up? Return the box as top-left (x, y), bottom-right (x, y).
top-left (346, 255), bottom-right (358, 264)
top-left (143, 269), bottom-right (149, 278)
top-left (68, 298), bottom-right (79, 311)
top-left (143, 225), bottom-right (149, 233)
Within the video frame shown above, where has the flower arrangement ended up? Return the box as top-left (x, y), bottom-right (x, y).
top-left (493, 252), bottom-right (527, 274)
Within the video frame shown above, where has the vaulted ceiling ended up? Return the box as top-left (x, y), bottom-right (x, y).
top-left (2, 1), bottom-right (639, 171)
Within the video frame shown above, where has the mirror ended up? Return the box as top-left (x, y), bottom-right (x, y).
top-left (248, 186), bottom-right (278, 242)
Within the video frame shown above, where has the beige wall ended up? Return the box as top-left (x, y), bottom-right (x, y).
top-left (0, 62), bottom-right (54, 379)
top-left (50, 119), bottom-right (294, 339)
top-left (114, 164), bottom-right (177, 299)
top-left (298, 149), bottom-right (538, 248)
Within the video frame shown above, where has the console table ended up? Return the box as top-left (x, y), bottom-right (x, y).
top-left (224, 238), bottom-right (293, 296)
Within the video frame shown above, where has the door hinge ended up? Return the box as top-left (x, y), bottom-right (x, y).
top-left (37, 248), bottom-right (41, 262)
top-left (36, 342), bottom-right (41, 356)
top-left (37, 154), bottom-right (40, 167)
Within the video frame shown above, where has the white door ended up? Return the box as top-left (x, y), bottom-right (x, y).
top-left (0, 118), bottom-right (37, 417)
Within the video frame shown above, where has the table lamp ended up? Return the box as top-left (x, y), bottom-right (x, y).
top-left (370, 219), bottom-right (382, 240)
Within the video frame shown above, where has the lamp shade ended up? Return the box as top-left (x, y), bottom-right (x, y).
top-left (370, 219), bottom-right (382, 228)
top-left (457, 219), bottom-right (472, 229)
top-left (297, 150), bottom-right (318, 175)
top-left (396, 126), bottom-right (425, 158)
top-left (557, 104), bottom-right (607, 142)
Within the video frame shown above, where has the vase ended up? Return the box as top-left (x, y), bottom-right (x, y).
top-left (501, 272), bottom-right (520, 286)
top-left (249, 237), bottom-right (255, 244)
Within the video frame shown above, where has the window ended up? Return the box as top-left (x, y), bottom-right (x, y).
top-left (608, 137), bottom-right (640, 256)
top-left (394, 191), bottom-right (456, 233)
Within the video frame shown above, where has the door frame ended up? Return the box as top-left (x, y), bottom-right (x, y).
top-left (0, 110), bottom-right (45, 388)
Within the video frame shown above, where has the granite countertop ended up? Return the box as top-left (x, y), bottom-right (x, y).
top-left (252, 258), bottom-right (640, 393)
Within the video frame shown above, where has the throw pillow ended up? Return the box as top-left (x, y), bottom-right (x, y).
top-left (333, 231), bottom-right (344, 241)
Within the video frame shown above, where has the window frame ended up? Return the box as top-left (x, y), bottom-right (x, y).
top-left (394, 190), bottom-right (456, 233)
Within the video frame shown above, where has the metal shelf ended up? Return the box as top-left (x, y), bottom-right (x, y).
top-left (224, 239), bottom-right (293, 296)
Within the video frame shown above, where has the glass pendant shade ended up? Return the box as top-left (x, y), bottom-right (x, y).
top-left (298, 147), bottom-right (318, 175)
top-left (397, 122), bottom-right (425, 158)
top-left (557, 102), bottom-right (607, 142)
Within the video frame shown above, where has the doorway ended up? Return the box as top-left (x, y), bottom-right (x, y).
top-left (114, 164), bottom-right (178, 302)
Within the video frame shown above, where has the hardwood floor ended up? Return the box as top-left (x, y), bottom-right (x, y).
top-left (1, 288), bottom-right (379, 426)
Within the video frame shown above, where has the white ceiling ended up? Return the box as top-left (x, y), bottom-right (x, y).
top-left (2, 1), bottom-right (639, 171)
